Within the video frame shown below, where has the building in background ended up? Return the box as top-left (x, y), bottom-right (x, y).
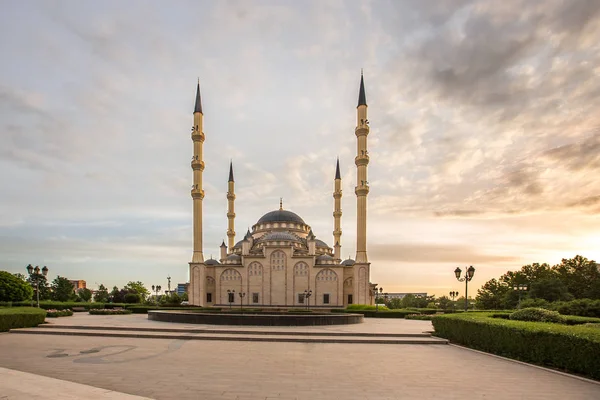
top-left (68, 280), bottom-right (86, 290)
top-left (385, 292), bottom-right (428, 300)
top-left (177, 283), bottom-right (189, 297)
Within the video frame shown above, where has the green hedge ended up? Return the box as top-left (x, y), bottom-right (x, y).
top-left (46, 309), bottom-right (73, 318)
top-left (432, 312), bottom-right (600, 380)
top-left (405, 314), bottom-right (433, 321)
top-left (13, 301), bottom-right (107, 310)
top-left (331, 309), bottom-right (415, 318)
top-left (0, 307), bottom-right (46, 331)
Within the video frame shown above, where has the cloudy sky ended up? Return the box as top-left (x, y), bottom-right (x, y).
top-left (1, 0), bottom-right (599, 296)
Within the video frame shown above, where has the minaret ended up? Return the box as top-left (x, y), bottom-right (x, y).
top-left (226, 161), bottom-right (236, 251)
top-left (191, 81), bottom-right (205, 263)
top-left (333, 158), bottom-right (342, 262)
top-left (355, 71), bottom-right (369, 263)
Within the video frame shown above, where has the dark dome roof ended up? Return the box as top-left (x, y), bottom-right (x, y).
top-left (257, 209), bottom-right (305, 225)
top-left (260, 232), bottom-right (301, 242)
top-left (233, 240), bottom-right (244, 249)
top-left (205, 258), bottom-right (220, 265)
top-left (316, 254), bottom-right (334, 263)
top-left (226, 254), bottom-right (241, 262)
top-left (341, 258), bottom-right (355, 266)
top-left (315, 239), bottom-right (330, 248)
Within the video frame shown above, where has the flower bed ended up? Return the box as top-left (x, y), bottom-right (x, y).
top-left (46, 309), bottom-right (74, 318)
top-left (89, 309), bottom-right (132, 315)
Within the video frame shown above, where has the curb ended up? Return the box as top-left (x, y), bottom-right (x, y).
top-left (448, 343), bottom-right (600, 386)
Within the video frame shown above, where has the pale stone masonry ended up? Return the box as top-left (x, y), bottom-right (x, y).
top-left (189, 73), bottom-right (375, 307)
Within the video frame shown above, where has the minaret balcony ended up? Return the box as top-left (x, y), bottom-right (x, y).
top-left (191, 159), bottom-right (205, 171)
top-left (355, 125), bottom-right (369, 137)
top-left (192, 131), bottom-right (205, 142)
top-left (333, 211), bottom-right (342, 218)
top-left (227, 212), bottom-right (236, 218)
top-left (355, 154), bottom-right (370, 166)
top-left (333, 192), bottom-right (342, 199)
top-left (355, 185), bottom-right (370, 196)
top-left (191, 189), bottom-right (205, 199)
top-left (227, 192), bottom-right (236, 201)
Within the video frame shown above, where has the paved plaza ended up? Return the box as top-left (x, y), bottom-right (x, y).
top-left (0, 315), bottom-right (598, 399)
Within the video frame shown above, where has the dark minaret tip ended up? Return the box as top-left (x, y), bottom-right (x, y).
top-left (335, 157), bottom-right (341, 180)
top-left (220, 240), bottom-right (226, 248)
top-left (194, 81), bottom-right (203, 114)
top-left (358, 71), bottom-right (367, 107)
top-left (228, 161), bottom-right (234, 182)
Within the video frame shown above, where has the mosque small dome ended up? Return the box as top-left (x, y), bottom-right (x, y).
top-left (226, 254), bottom-right (242, 263)
top-left (341, 258), bottom-right (355, 266)
top-left (257, 209), bottom-right (305, 225)
top-left (205, 258), bottom-right (220, 265)
top-left (315, 239), bottom-right (330, 248)
top-left (316, 254), bottom-right (334, 263)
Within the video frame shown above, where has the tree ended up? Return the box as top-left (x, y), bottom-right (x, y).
top-left (77, 287), bottom-right (92, 302)
top-left (125, 281), bottom-right (149, 300)
top-left (94, 284), bottom-right (109, 303)
top-left (476, 278), bottom-right (510, 310)
top-left (437, 296), bottom-right (453, 310)
top-left (51, 276), bottom-right (76, 302)
top-left (27, 273), bottom-right (51, 300)
top-left (109, 286), bottom-right (123, 303)
top-left (124, 293), bottom-right (141, 303)
top-left (0, 271), bottom-right (33, 302)
top-left (554, 255), bottom-right (600, 299)
top-left (180, 292), bottom-right (188, 302)
top-left (528, 277), bottom-right (572, 302)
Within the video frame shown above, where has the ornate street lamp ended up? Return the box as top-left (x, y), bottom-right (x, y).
top-left (449, 291), bottom-right (459, 312)
top-left (513, 284), bottom-right (528, 309)
top-left (373, 287), bottom-right (383, 312)
top-left (151, 285), bottom-right (162, 305)
top-left (227, 289), bottom-right (235, 309)
top-left (26, 264), bottom-right (48, 308)
top-left (454, 266), bottom-right (475, 312)
top-left (303, 289), bottom-right (313, 311)
top-left (238, 291), bottom-right (246, 311)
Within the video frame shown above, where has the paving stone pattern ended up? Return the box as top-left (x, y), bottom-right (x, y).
top-left (1, 324), bottom-right (599, 399)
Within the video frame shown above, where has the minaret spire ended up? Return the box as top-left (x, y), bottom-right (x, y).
top-left (190, 80), bottom-right (206, 306)
top-left (355, 71), bottom-right (369, 264)
top-left (358, 71), bottom-right (367, 107)
top-left (227, 161), bottom-right (236, 251)
top-left (333, 158), bottom-right (342, 262)
top-left (194, 81), bottom-right (203, 114)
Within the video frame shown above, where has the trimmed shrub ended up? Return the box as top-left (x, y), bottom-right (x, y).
top-left (346, 304), bottom-right (389, 311)
top-left (552, 299), bottom-right (600, 318)
top-left (332, 309), bottom-right (414, 318)
top-left (510, 307), bottom-right (565, 323)
top-left (46, 309), bottom-right (74, 318)
top-left (13, 301), bottom-right (105, 310)
top-left (406, 308), bottom-right (438, 315)
top-left (432, 312), bottom-right (600, 380)
top-left (0, 301), bottom-right (12, 307)
top-left (0, 307), bottom-right (46, 331)
top-left (519, 298), bottom-right (550, 309)
top-left (405, 314), bottom-right (433, 321)
top-left (89, 309), bottom-right (132, 315)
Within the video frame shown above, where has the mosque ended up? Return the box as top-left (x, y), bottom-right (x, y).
top-left (188, 73), bottom-right (374, 307)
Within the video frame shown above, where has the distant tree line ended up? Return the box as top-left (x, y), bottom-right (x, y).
top-left (476, 255), bottom-right (599, 310)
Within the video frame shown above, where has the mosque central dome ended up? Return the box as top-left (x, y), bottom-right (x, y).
top-left (256, 209), bottom-right (306, 225)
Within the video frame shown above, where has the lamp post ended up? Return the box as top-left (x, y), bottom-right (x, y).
top-left (454, 266), bottom-right (475, 312)
top-left (26, 264), bottom-right (48, 308)
top-left (167, 276), bottom-right (171, 295)
top-left (238, 291), bottom-right (246, 311)
top-left (227, 289), bottom-right (235, 309)
top-left (151, 285), bottom-right (161, 305)
top-left (303, 289), bottom-right (312, 311)
top-left (513, 284), bottom-right (528, 309)
top-left (449, 291), bottom-right (459, 312)
top-left (373, 287), bottom-right (383, 312)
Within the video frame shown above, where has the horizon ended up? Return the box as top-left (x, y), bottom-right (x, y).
top-left (1, 1), bottom-right (599, 297)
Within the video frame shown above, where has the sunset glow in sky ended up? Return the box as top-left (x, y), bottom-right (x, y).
top-left (1, 1), bottom-right (599, 296)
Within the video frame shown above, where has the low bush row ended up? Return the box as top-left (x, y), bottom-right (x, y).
top-left (432, 312), bottom-right (600, 380)
top-left (89, 309), bottom-right (132, 315)
top-left (46, 309), bottom-right (74, 318)
top-left (405, 314), bottom-right (433, 321)
top-left (0, 307), bottom-right (46, 331)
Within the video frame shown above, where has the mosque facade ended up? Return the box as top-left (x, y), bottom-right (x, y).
top-left (188, 74), bottom-right (374, 307)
